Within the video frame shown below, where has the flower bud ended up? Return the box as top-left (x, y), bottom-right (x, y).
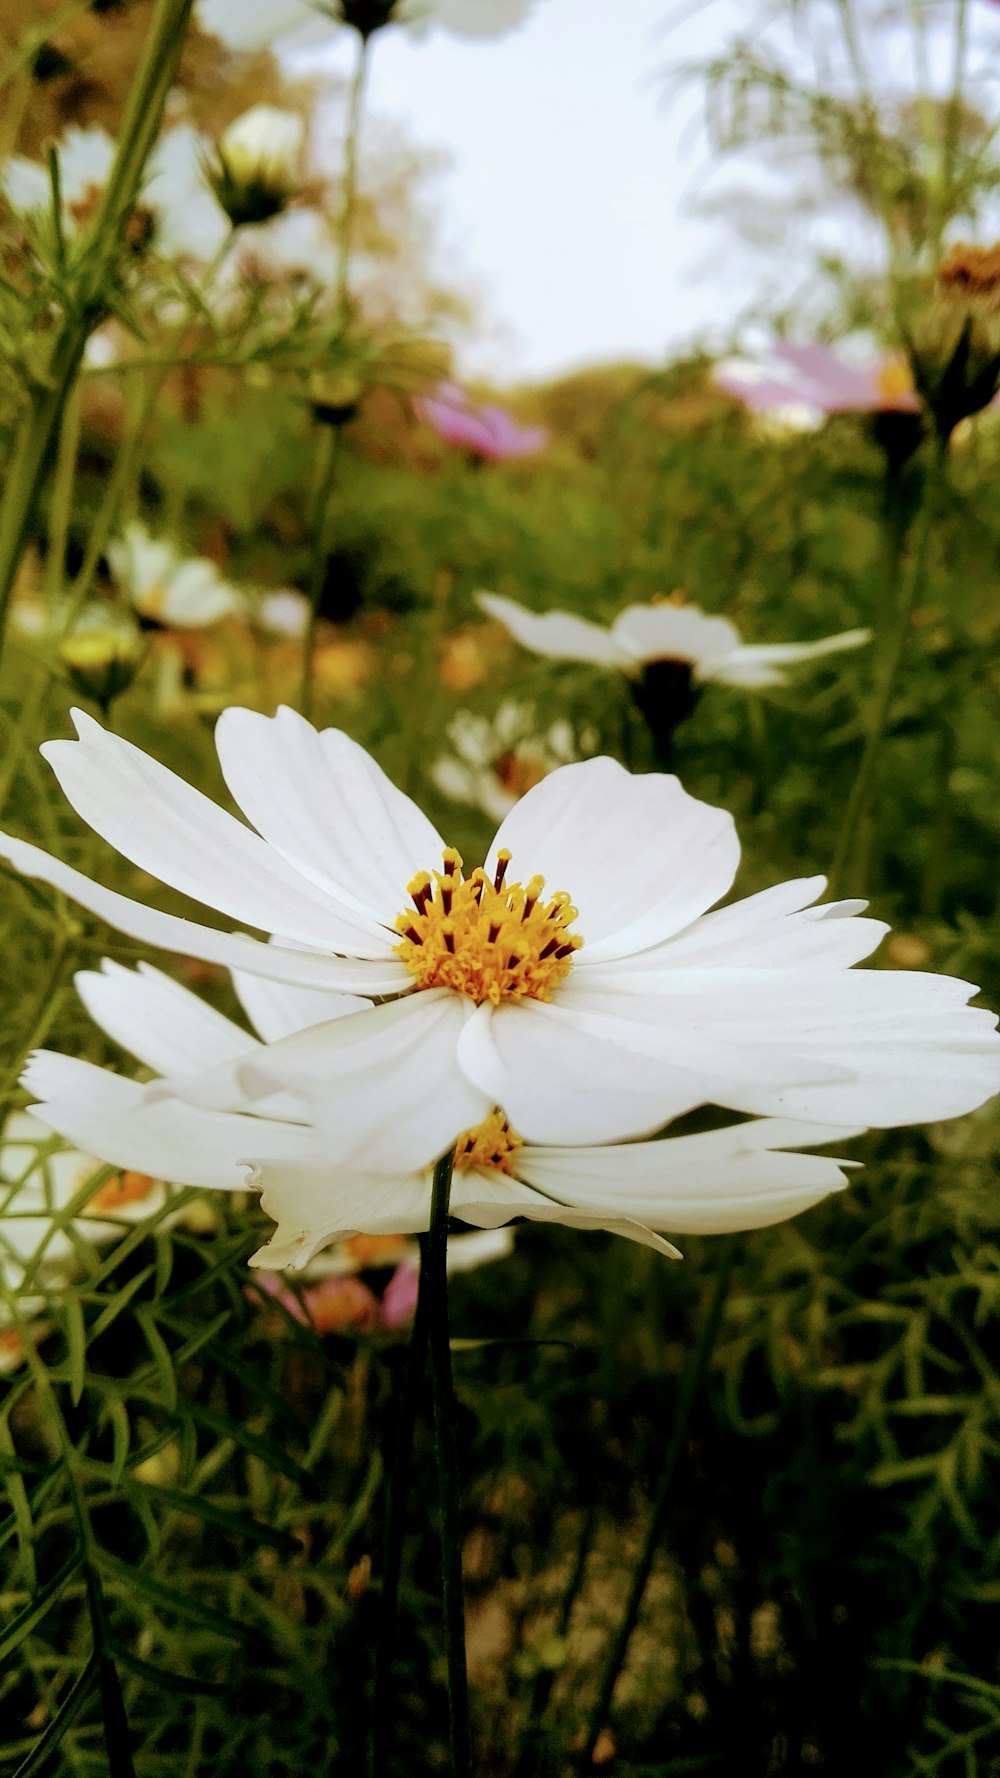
top-left (309, 369), bottom-right (364, 427)
top-left (58, 621), bottom-right (144, 714)
top-left (210, 106), bottom-right (305, 229)
top-left (910, 242), bottom-right (1000, 438)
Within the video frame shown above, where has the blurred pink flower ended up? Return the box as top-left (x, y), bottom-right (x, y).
top-left (416, 381), bottom-right (549, 462)
top-left (715, 342), bottom-right (921, 419)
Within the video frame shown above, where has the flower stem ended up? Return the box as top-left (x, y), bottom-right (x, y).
top-left (43, 379), bottom-right (83, 606)
top-left (578, 1239), bottom-right (737, 1769)
top-left (298, 423), bottom-right (344, 720)
top-left (370, 1271), bottom-right (431, 1778)
top-left (422, 1148), bottom-right (472, 1778)
top-left (829, 435), bottom-right (947, 895)
top-left (0, 0), bottom-right (195, 662)
top-left (336, 33), bottom-right (371, 325)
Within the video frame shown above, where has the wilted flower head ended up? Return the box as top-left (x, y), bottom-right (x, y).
top-left (58, 616), bottom-right (145, 714)
top-left (210, 106), bottom-right (305, 229)
top-left (108, 524), bottom-right (243, 629)
top-left (416, 382), bottom-right (549, 463)
top-left (3, 709), bottom-right (997, 1252)
top-left (910, 241), bottom-right (1000, 437)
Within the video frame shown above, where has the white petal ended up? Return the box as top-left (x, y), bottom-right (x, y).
top-left (476, 592), bottom-right (626, 668)
top-left (159, 561), bottom-right (240, 627)
top-left (709, 629), bottom-right (872, 687)
top-left (0, 829), bottom-right (409, 996)
top-left (214, 706), bottom-right (445, 927)
top-left (183, 991), bottom-right (492, 1172)
top-left (41, 711), bottom-right (391, 956)
top-left (231, 952), bottom-right (367, 1041)
top-left (486, 758), bottom-right (740, 961)
top-left (75, 960), bottom-right (256, 1075)
top-left (452, 1167), bottom-right (682, 1256)
top-left (244, 1167), bottom-right (430, 1271)
top-left (610, 603), bottom-right (741, 671)
top-left (518, 1117), bottom-right (858, 1233)
top-left (595, 877), bottom-right (888, 975)
top-left (22, 1053), bottom-right (318, 1193)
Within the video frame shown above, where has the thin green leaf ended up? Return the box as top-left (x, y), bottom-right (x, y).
top-left (10, 1655), bottom-right (100, 1778)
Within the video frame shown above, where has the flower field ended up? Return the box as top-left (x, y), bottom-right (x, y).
top-left (1, 3), bottom-right (1000, 1775)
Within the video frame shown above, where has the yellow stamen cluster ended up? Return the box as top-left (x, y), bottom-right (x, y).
top-left (453, 1111), bottom-right (523, 1176)
top-left (394, 847), bottom-right (582, 1005)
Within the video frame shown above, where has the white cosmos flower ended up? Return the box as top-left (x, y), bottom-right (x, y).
top-left (431, 703), bottom-right (588, 823)
top-left (198, 0), bottom-right (534, 51)
top-left (3, 125), bottom-right (229, 261)
top-left (1, 707), bottom-right (997, 1177)
top-left (108, 524), bottom-right (243, 628)
top-left (22, 961), bottom-right (860, 1270)
top-left (212, 106), bottom-right (305, 227)
top-left (476, 591), bottom-right (871, 691)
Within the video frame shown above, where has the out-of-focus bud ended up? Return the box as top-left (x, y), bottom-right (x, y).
top-left (340, 0), bottom-right (403, 36)
top-left (210, 106), bottom-right (305, 229)
top-left (910, 242), bottom-right (1000, 438)
top-left (309, 368), bottom-right (364, 427)
top-left (58, 619), bottom-right (144, 714)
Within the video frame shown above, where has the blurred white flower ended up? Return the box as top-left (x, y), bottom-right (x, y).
top-left (431, 703), bottom-right (587, 822)
top-left (198, 0), bottom-right (534, 50)
top-left (256, 588), bottom-right (312, 639)
top-left (211, 106), bottom-right (305, 228)
top-left (3, 125), bottom-right (229, 261)
top-left (108, 524), bottom-right (243, 628)
top-left (23, 964), bottom-right (858, 1271)
top-left (2, 709), bottom-right (997, 1189)
top-left (230, 206), bottom-right (338, 286)
top-left (477, 592), bottom-right (871, 690)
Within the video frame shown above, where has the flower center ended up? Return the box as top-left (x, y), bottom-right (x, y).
top-left (394, 847), bottom-right (582, 1005)
top-left (453, 1111), bottom-right (523, 1175)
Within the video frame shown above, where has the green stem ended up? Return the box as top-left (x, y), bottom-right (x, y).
top-left (370, 1275), bottom-right (431, 1778)
top-left (578, 1240), bottom-right (737, 1770)
top-left (829, 436), bottom-right (947, 895)
top-left (336, 33), bottom-right (371, 325)
top-left (0, 0), bottom-right (195, 662)
top-left (298, 425), bottom-right (344, 720)
top-left (43, 380), bottom-right (83, 607)
top-left (422, 1148), bottom-right (471, 1778)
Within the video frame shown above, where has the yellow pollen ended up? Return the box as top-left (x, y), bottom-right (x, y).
top-left (453, 1111), bottom-right (523, 1175)
top-left (876, 356), bottom-right (916, 403)
top-left (394, 846), bottom-right (583, 1005)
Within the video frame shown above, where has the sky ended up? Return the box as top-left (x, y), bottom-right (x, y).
top-left (310, 0), bottom-right (755, 382)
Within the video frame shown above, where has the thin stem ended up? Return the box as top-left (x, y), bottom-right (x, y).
top-left (0, 0), bottom-right (195, 661)
top-left (43, 380), bottom-right (83, 607)
top-left (64, 376), bottom-right (159, 624)
top-left (298, 425), bottom-right (344, 719)
top-left (578, 1239), bottom-right (737, 1769)
top-left (829, 436), bottom-right (948, 895)
top-left (422, 1148), bottom-right (472, 1778)
top-left (370, 1279), bottom-right (431, 1778)
top-left (336, 33), bottom-right (371, 324)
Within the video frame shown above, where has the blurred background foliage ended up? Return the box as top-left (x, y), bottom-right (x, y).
top-left (1, 1), bottom-right (1000, 1775)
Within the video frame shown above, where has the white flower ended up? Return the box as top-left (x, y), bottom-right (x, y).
top-left (3, 125), bottom-right (229, 261)
top-left (22, 962), bottom-right (859, 1270)
top-left (431, 702), bottom-right (586, 822)
top-left (477, 592), bottom-right (872, 691)
top-left (256, 589), bottom-right (312, 638)
top-left (197, 0), bottom-right (534, 51)
top-left (1, 708), bottom-right (997, 1184)
top-left (212, 106), bottom-right (305, 227)
top-left (108, 524), bottom-right (243, 628)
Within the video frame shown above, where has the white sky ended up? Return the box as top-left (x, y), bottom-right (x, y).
top-left (313, 0), bottom-right (754, 382)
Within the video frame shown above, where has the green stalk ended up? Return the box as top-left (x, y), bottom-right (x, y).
top-left (0, 0), bottom-right (196, 661)
top-left (370, 1275), bottom-right (431, 1778)
top-left (422, 1148), bottom-right (472, 1778)
top-left (43, 380), bottom-right (83, 607)
top-left (829, 436), bottom-right (947, 895)
top-left (336, 33), bottom-right (371, 324)
top-left (578, 1240), bottom-right (737, 1770)
top-left (298, 424), bottom-right (344, 720)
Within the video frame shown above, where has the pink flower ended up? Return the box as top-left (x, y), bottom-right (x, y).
top-left (715, 342), bottom-right (921, 419)
top-left (416, 381), bottom-right (549, 463)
